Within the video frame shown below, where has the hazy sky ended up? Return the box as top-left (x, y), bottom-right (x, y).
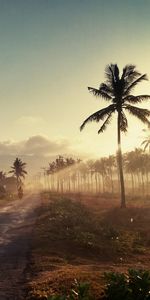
top-left (0, 0), bottom-right (150, 163)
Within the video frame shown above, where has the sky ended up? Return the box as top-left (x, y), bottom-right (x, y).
top-left (0, 0), bottom-right (150, 172)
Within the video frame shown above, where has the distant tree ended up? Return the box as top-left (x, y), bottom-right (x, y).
top-left (9, 158), bottom-right (27, 198)
top-left (0, 171), bottom-right (6, 184)
top-left (0, 171), bottom-right (7, 198)
top-left (125, 150), bottom-right (137, 195)
top-left (106, 155), bottom-right (116, 194)
top-left (80, 64), bottom-right (150, 208)
top-left (46, 156), bottom-right (80, 193)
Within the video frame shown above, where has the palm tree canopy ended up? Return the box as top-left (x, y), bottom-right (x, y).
top-left (80, 64), bottom-right (150, 133)
top-left (10, 157), bottom-right (27, 179)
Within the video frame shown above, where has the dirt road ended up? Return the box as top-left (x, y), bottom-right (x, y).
top-left (0, 194), bottom-right (41, 300)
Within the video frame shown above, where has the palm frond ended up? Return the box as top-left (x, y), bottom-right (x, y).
top-left (144, 142), bottom-right (150, 151)
top-left (123, 94), bottom-right (150, 104)
top-left (22, 170), bottom-right (27, 174)
top-left (99, 83), bottom-right (113, 95)
top-left (141, 139), bottom-right (150, 146)
top-left (113, 64), bottom-right (120, 81)
top-left (124, 104), bottom-right (150, 127)
top-left (80, 104), bottom-right (116, 131)
top-left (141, 138), bottom-right (150, 151)
top-left (98, 112), bottom-right (113, 134)
top-left (88, 86), bottom-right (112, 101)
top-left (143, 141), bottom-right (150, 151)
top-left (105, 64), bottom-right (117, 87)
top-left (124, 74), bottom-right (148, 96)
top-left (20, 162), bottom-right (27, 167)
top-left (121, 65), bottom-right (140, 81)
top-left (141, 140), bottom-right (146, 146)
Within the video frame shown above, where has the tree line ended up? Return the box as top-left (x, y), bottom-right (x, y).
top-left (42, 148), bottom-right (150, 197)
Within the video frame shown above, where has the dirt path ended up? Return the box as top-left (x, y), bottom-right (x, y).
top-left (0, 193), bottom-right (41, 300)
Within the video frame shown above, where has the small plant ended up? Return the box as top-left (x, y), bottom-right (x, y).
top-left (103, 272), bottom-right (130, 300)
top-left (104, 269), bottom-right (150, 300)
top-left (71, 280), bottom-right (91, 300)
top-left (128, 269), bottom-right (150, 300)
top-left (47, 280), bottom-right (91, 300)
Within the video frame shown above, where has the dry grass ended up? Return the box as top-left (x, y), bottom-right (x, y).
top-left (26, 193), bottom-right (150, 299)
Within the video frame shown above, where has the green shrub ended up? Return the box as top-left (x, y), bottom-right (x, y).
top-left (128, 269), bottom-right (150, 300)
top-left (104, 269), bottom-right (150, 300)
top-left (103, 272), bottom-right (130, 300)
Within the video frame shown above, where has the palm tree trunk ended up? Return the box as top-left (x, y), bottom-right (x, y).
top-left (17, 175), bottom-right (19, 192)
top-left (95, 173), bottom-right (98, 193)
top-left (117, 112), bottom-right (126, 208)
top-left (141, 172), bottom-right (145, 196)
top-left (110, 168), bottom-right (114, 194)
top-left (131, 173), bottom-right (134, 196)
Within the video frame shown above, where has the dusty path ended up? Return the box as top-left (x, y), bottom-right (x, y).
top-left (0, 193), bottom-right (41, 300)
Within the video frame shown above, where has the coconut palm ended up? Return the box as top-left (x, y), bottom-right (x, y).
top-left (80, 64), bottom-right (150, 208)
top-left (10, 158), bottom-right (27, 196)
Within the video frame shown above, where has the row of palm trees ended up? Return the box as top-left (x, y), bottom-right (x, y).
top-left (80, 64), bottom-right (150, 208)
top-left (17, 63), bottom-right (150, 208)
top-left (42, 149), bottom-right (150, 196)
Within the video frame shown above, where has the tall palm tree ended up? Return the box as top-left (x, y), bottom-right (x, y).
top-left (10, 157), bottom-right (27, 194)
top-left (80, 64), bottom-right (150, 208)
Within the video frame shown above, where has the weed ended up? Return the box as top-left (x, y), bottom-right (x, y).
top-left (47, 280), bottom-right (92, 300)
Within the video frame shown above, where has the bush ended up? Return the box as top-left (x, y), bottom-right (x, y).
top-left (103, 269), bottom-right (150, 300)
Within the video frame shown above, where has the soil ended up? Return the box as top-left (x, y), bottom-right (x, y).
top-left (0, 194), bottom-right (41, 300)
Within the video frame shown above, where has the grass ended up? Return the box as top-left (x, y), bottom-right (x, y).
top-left (26, 193), bottom-right (150, 299)
top-left (27, 269), bottom-right (150, 300)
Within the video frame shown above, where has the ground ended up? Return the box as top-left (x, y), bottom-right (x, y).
top-left (0, 193), bottom-right (41, 300)
top-left (1, 193), bottom-right (150, 300)
top-left (26, 193), bottom-right (150, 299)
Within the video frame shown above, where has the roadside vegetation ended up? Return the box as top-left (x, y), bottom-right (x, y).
top-left (27, 269), bottom-right (150, 300)
top-left (42, 148), bottom-right (150, 204)
top-left (27, 195), bottom-right (150, 299)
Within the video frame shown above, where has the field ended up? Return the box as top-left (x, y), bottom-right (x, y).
top-left (26, 193), bottom-right (150, 299)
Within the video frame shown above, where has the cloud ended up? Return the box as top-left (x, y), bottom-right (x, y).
top-left (23, 135), bottom-right (70, 156)
top-left (0, 135), bottom-right (71, 157)
top-left (0, 135), bottom-right (93, 174)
